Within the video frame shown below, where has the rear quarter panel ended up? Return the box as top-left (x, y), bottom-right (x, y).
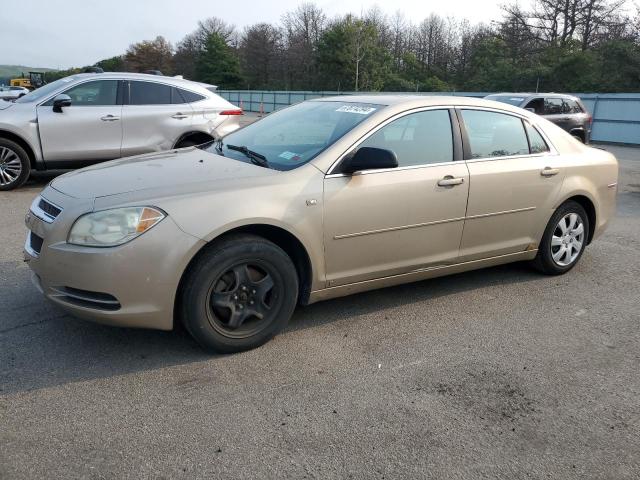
top-left (554, 146), bottom-right (618, 241)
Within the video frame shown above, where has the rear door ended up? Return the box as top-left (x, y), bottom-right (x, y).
top-left (542, 97), bottom-right (571, 131)
top-left (458, 108), bottom-right (565, 261)
top-left (36, 79), bottom-right (122, 164)
top-left (120, 81), bottom-right (195, 157)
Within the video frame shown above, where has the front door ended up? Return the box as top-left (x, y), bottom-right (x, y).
top-left (37, 79), bottom-right (122, 164)
top-left (457, 108), bottom-right (565, 261)
top-left (323, 109), bottom-right (470, 286)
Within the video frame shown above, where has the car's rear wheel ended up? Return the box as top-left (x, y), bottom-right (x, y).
top-left (571, 133), bottom-right (585, 143)
top-left (0, 139), bottom-right (30, 191)
top-left (532, 200), bottom-right (589, 275)
top-left (180, 234), bottom-right (298, 353)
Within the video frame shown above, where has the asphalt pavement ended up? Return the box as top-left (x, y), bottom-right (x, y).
top-left (1, 144), bottom-right (639, 479)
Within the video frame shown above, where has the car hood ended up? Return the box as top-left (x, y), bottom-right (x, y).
top-left (50, 148), bottom-right (277, 199)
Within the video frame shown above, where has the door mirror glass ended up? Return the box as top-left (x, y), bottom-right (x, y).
top-left (341, 147), bottom-right (398, 174)
top-left (52, 94), bottom-right (72, 113)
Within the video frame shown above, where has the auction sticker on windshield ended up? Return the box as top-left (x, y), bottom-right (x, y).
top-left (278, 151), bottom-right (302, 161)
top-left (336, 105), bottom-right (377, 115)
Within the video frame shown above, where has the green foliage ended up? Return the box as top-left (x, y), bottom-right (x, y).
top-left (316, 16), bottom-right (391, 91)
top-left (95, 56), bottom-right (125, 72)
top-left (195, 33), bottom-right (243, 88)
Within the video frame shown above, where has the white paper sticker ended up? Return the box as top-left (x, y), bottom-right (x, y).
top-left (335, 105), bottom-right (376, 115)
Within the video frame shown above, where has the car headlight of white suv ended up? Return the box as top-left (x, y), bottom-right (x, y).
top-left (68, 207), bottom-right (165, 247)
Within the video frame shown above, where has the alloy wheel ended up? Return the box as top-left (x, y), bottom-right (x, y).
top-left (0, 146), bottom-right (22, 186)
top-left (551, 213), bottom-right (585, 267)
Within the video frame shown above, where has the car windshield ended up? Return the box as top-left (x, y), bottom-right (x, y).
top-left (15, 77), bottom-right (77, 104)
top-left (201, 101), bottom-right (383, 171)
top-left (485, 95), bottom-right (527, 107)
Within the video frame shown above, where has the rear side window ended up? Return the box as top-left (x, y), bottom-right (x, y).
top-left (544, 98), bottom-right (564, 115)
top-left (563, 99), bottom-right (583, 114)
top-left (461, 110), bottom-right (529, 159)
top-left (180, 89), bottom-right (206, 103)
top-left (171, 87), bottom-right (206, 104)
top-left (359, 109), bottom-right (453, 166)
top-left (524, 123), bottom-right (549, 154)
top-left (129, 81), bottom-right (171, 105)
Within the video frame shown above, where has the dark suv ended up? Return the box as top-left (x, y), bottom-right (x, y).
top-left (484, 93), bottom-right (592, 143)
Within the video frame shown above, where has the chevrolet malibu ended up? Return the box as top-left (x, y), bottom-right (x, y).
top-left (24, 96), bottom-right (618, 352)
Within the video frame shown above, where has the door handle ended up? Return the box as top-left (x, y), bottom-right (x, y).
top-left (172, 113), bottom-right (189, 119)
top-left (100, 115), bottom-right (120, 121)
top-left (540, 167), bottom-right (560, 177)
top-left (437, 176), bottom-right (465, 187)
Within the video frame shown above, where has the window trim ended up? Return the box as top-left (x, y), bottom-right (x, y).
top-left (456, 106), bottom-right (557, 163)
top-left (326, 106), bottom-right (463, 177)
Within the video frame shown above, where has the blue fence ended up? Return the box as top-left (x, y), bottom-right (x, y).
top-left (218, 90), bottom-right (640, 145)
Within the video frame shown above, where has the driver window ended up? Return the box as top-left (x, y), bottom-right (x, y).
top-left (58, 80), bottom-right (118, 106)
top-left (359, 109), bottom-right (453, 167)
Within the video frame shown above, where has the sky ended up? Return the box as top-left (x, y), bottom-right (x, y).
top-left (0, 0), bottom-right (504, 69)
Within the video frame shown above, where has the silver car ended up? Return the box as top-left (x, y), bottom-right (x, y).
top-left (0, 73), bottom-right (243, 190)
top-left (0, 86), bottom-right (30, 101)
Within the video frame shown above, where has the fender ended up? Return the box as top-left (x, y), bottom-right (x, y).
top-left (0, 125), bottom-right (44, 169)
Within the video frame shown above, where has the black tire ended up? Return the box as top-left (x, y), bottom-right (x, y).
top-left (571, 134), bottom-right (585, 143)
top-left (180, 234), bottom-right (299, 353)
top-left (532, 200), bottom-right (589, 275)
top-left (0, 138), bottom-right (30, 191)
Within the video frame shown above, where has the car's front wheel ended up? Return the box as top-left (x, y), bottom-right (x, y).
top-left (0, 138), bottom-right (30, 191)
top-left (532, 200), bottom-right (589, 275)
top-left (180, 234), bottom-right (299, 353)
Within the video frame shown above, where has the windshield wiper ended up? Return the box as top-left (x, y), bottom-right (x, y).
top-left (225, 144), bottom-right (270, 168)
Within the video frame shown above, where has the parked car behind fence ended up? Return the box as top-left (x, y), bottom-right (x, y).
top-left (484, 93), bottom-right (592, 143)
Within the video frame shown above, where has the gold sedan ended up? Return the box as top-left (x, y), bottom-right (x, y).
top-left (24, 96), bottom-right (618, 352)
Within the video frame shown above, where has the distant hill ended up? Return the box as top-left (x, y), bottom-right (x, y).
top-left (0, 65), bottom-right (57, 79)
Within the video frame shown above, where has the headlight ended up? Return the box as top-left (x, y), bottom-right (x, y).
top-left (68, 207), bottom-right (165, 247)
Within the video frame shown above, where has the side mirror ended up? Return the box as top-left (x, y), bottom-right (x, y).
top-left (52, 94), bottom-right (72, 113)
top-left (525, 107), bottom-right (536, 113)
top-left (341, 146), bottom-right (398, 174)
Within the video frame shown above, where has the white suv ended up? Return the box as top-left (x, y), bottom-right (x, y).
top-left (0, 73), bottom-right (243, 190)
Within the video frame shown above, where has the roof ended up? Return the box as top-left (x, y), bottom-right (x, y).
top-left (66, 72), bottom-right (217, 93)
top-left (314, 94), bottom-right (535, 116)
top-left (487, 92), bottom-right (581, 100)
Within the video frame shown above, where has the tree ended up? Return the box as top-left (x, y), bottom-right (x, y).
top-left (195, 33), bottom-right (244, 88)
top-left (317, 15), bottom-right (391, 91)
top-left (239, 24), bottom-right (283, 89)
top-left (124, 36), bottom-right (173, 74)
top-left (281, 3), bottom-right (326, 89)
top-left (94, 56), bottom-right (125, 72)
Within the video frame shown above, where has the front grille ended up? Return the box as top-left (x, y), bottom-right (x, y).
top-left (50, 286), bottom-right (121, 311)
top-left (29, 232), bottom-right (44, 255)
top-left (38, 197), bottom-right (62, 220)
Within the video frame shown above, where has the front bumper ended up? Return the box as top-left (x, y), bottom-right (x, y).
top-left (24, 187), bottom-right (205, 330)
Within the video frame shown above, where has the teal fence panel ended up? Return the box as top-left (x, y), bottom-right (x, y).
top-left (218, 90), bottom-right (640, 145)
